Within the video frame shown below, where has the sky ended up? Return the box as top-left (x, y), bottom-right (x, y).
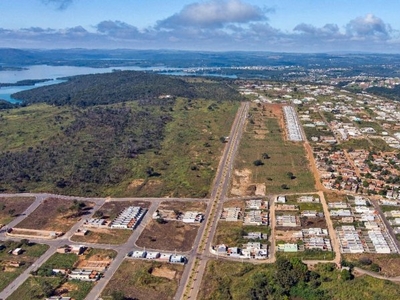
top-left (1, 0), bottom-right (400, 53)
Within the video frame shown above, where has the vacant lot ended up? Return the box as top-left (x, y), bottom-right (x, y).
top-left (71, 227), bottom-right (133, 245)
top-left (95, 200), bottom-right (150, 221)
top-left (232, 103), bottom-right (315, 195)
top-left (0, 241), bottom-right (49, 291)
top-left (15, 197), bottom-right (94, 232)
top-left (158, 200), bottom-right (207, 213)
top-left (102, 260), bottom-right (183, 300)
top-left (8, 276), bottom-right (93, 300)
top-left (301, 216), bottom-right (327, 229)
top-left (136, 220), bottom-right (198, 251)
top-left (343, 253), bottom-right (400, 277)
top-left (0, 196), bottom-right (35, 225)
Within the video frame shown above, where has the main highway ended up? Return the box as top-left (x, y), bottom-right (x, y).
top-left (175, 102), bottom-right (249, 300)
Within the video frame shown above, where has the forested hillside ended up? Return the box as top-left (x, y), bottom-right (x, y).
top-left (13, 71), bottom-right (243, 106)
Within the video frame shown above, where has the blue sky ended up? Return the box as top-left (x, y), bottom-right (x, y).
top-left (1, 0), bottom-right (400, 52)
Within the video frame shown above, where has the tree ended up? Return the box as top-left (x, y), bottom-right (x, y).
top-left (262, 152), bottom-right (270, 159)
top-left (287, 172), bottom-right (296, 180)
top-left (253, 159), bottom-right (264, 166)
top-left (340, 269), bottom-right (353, 281)
top-left (8, 209), bottom-right (15, 216)
top-left (281, 184), bottom-right (289, 190)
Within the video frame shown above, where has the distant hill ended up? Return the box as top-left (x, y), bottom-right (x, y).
top-left (13, 70), bottom-right (243, 107)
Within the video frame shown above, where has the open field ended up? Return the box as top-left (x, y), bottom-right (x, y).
top-left (117, 99), bottom-right (240, 198)
top-left (199, 259), bottom-right (400, 300)
top-left (71, 227), bottom-right (133, 245)
top-left (0, 196), bottom-right (35, 225)
top-left (8, 276), bottom-right (93, 300)
top-left (101, 260), bottom-right (183, 300)
top-left (343, 254), bottom-right (400, 277)
top-left (158, 200), bottom-right (207, 212)
top-left (136, 220), bottom-right (198, 251)
top-left (15, 197), bottom-right (94, 232)
top-left (231, 103), bottom-right (315, 195)
top-left (0, 241), bottom-right (49, 292)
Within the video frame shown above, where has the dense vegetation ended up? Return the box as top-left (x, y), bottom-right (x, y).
top-left (0, 71), bottom-right (242, 196)
top-left (13, 71), bottom-right (243, 106)
top-left (199, 258), bottom-right (400, 300)
top-left (367, 85), bottom-right (400, 102)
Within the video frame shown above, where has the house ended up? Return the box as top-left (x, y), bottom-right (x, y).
top-left (217, 244), bottom-right (227, 254)
top-left (170, 255), bottom-right (186, 264)
top-left (182, 211), bottom-right (204, 223)
top-left (68, 269), bottom-right (100, 281)
top-left (146, 252), bottom-right (160, 259)
top-left (12, 248), bottom-right (23, 255)
top-left (277, 243), bottom-right (298, 252)
top-left (131, 250), bottom-right (146, 258)
top-left (227, 247), bottom-right (241, 257)
top-left (159, 253), bottom-right (171, 262)
top-left (275, 196), bottom-right (286, 203)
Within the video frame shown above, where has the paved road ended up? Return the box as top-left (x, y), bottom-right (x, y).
top-left (175, 102), bottom-right (249, 300)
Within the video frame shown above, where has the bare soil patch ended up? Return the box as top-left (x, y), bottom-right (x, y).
top-left (0, 197), bottom-right (35, 225)
top-left (300, 216), bottom-right (327, 229)
top-left (223, 199), bottom-right (246, 210)
top-left (231, 168), bottom-right (253, 196)
top-left (15, 197), bottom-right (94, 233)
top-left (151, 266), bottom-right (176, 280)
top-left (136, 220), bottom-right (198, 251)
top-left (276, 230), bottom-right (299, 242)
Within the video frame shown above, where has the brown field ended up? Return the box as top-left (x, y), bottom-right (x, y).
top-left (158, 200), bottom-right (207, 212)
top-left (71, 227), bottom-right (133, 245)
top-left (97, 200), bottom-right (150, 221)
top-left (223, 199), bottom-right (246, 210)
top-left (102, 260), bottom-right (183, 300)
top-left (15, 197), bottom-right (94, 232)
top-left (0, 197), bottom-right (35, 225)
top-left (136, 220), bottom-right (198, 251)
top-left (343, 254), bottom-right (400, 277)
top-left (300, 216), bottom-right (327, 229)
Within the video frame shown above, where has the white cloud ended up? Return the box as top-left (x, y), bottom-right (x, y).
top-left (157, 0), bottom-right (268, 29)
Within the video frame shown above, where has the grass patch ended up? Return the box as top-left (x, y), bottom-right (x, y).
top-left (102, 260), bottom-right (183, 300)
top-left (70, 228), bottom-right (133, 245)
top-left (40, 253), bottom-right (79, 270)
top-left (0, 241), bottom-right (49, 292)
top-left (233, 103), bottom-right (315, 194)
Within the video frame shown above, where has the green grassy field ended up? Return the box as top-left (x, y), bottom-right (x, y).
top-left (117, 98), bottom-right (239, 197)
top-left (101, 260), bottom-right (183, 300)
top-left (233, 104), bottom-right (315, 194)
top-left (0, 241), bottom-right (49, 292)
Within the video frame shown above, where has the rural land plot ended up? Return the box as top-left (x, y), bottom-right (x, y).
top-left (231, 103), bottom-right (315, 196)
top-left (0, 196), bottom-right (35, 226)
top-left (71, 200), bottom-right (150, 245)
top-left (0, 240), bottom-right (49, 292)
top-left (122, 99), bottom-right (240, 198)
top-left (14, 197), bottom-right (94, 233)
top-left (101, 259), bottom-right (183, 300)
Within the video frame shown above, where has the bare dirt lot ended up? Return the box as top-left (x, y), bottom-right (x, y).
top-left (97, 200), bottom-right (150, 220)
top-left (15, 197), bottom-right (94, 232)
top-left (102, 260), bottom-right (183, 300)
top-left (136, 220), bottom-right (199, 251)
top-left (0, 197), bottom-right (35, 225)
top-left (300, 216), bottom-right (327, 229)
